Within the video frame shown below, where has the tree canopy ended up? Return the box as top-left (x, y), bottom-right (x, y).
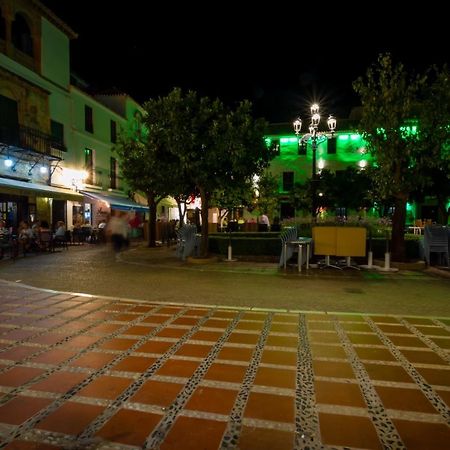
top-left (117, 88), bottom-right (275, 255)
top-left (353, 54), bottom-right (449, 260)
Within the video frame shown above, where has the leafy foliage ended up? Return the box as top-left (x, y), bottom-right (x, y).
top-left (353, 54), bottom-right (449, 260)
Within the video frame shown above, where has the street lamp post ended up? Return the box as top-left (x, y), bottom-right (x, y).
top-left (293, 104), bottom-right (336, 219)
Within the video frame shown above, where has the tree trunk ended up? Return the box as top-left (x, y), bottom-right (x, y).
top-left (391, 195), bottom-right (408, 261)
top-left (199, 187), bottom-right (209, 257)
top-left (147, 194), bottom-right (158, 248)
top-left (437, 194), bottom-right (449, 225)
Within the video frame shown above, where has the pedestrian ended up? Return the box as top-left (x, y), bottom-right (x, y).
top-left (106, 211), bottom-right (129, 260)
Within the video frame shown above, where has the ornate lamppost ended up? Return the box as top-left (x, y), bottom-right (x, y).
top-left (293, 104), bottom-right (336, 218)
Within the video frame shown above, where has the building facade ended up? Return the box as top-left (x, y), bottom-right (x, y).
top-left (0, 0), bottom-right (150, 234)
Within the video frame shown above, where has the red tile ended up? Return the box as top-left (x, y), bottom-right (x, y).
top-left (98, 338), bottom-right (138, 351)
top-left (235, 321), bottom-right (263, 331)
top-left (1, 330), bottom-right (36, 341)
top-left (238, 426), bottom-right (294, 450)
top-left (114, 313), bottom-right (138, 322)
top-left (226, 332), bottom-right (259, 345)
top-left (30, 371), bottom-right (87, 394)
top-left (0, 396), bottom-right (52, 425)
top-left (161, 416), bottom-right (227, 450)
top-left (0, 346), bottom-right (37, 361)
top-left (313, 360), bottom-right (355, 379)
top-left (113, 356), bottom-right (156, 372)
top-left (175, 344), bottom-right (212, 358)
top-left (89, 324), bottom-right (123, 334)
top-left (265, 335), bottom-right (298, 347)
top-left (36, 401), bottom-right (104, 435)
top-left (172, 317), bottom-right (199, 326)
top-left (68, 351), bottom-right (116, 369)
top-left (315, 380), bottom-right (366, 407)
top-left (28, 333), bottom-right (64, 345)
top-left (141, 314), bottom-right (170, 324)
top-left (185, 386), bottom-right (237, 414)
top-left (254, 367), bottom-right (296, 389)
top-left (96, 408), bottom-right (161, 446)
top-left (204, 363), bottom-right (247, 383)
top-left (137, 340), bottom-right (173, 354)
top-left (244, 392), bottom-right (294, 423)
top-left (156, 328), bottom-right (187, 339)
top-left (393, 419), bottom-right (450, 449)
top-left (77, 375), bottom-right (132, 400)
top-left (218, 347), bottom-right (253, 362)
top-left (131, 380), bottom-right (183, 406)
top-left (319, 412), bottom-right (382, 449)
top-left (261, 350), bottom-right (297, 366)
top-left (32, 348), bottom-right (78, 365)
top-left (0, 367), bottom-right (44, 387)
top-left (123, 325), bottom-right (155, 336)
top-left (65, 335), bottom-right (100, 348)
top-left (156, 360), bottom-right (199, 378)
top-left (375, 386), bottom-right (436, 413)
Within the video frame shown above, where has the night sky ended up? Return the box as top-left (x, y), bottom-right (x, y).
top-left (40, 1), bottom-right (447, 122)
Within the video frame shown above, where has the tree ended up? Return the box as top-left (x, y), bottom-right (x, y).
top-left (353, 53), bottom-right (438, 261)
top-left (210, 180), bottom-right (254, 229)
top-left (255, 172), bottom-right (279, 218)
top-left (115, 115), bottom-right (171, 247)
top-left (137, 88), bottom-right (274, 257)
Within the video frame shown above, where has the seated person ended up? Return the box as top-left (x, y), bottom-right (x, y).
top-left (54, 221), bottom-right (67, 243)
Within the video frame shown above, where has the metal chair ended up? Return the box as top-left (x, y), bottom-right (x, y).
top-left (423, 225), bottom-right (449, 267)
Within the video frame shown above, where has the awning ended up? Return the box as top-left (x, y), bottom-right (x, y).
top-left (0, 177), bottom-right (84, 201)
top-left (81, 191), bottom-right (149, 213)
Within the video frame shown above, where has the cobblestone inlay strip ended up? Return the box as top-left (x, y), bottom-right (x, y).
top-left (433, 318), bottom-right (450, 332)
top-left (143, 311), bottom-right (244, 449)
top-left (219, 312), bottom-right (274, 449)
top-left (398, 319), bottom-right (450, 364)
top-left (75, 308), bottom-right (218, 446)
top-left (294, 313), bottom-right (321, 449)
top-left (0, 304), bottom-right (186, 447)
top-left (364, 316), bottom-right (450, 424)
top-left (332, 317), bottom-right (406, 449)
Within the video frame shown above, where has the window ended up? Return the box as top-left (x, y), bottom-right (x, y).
top-left (327, 137), bottom-right (337, 154)
top-left (50, 120), bottom-right (64, 145)
top-left (298, 141), bottom-right (307, 155)
top-left (0, 94), bottom-right (19, 145)
top-left (271, 139), bottom-right (280, 156)
top-left (85, 148), bottom-right (94, 184)
top-left (11, 13), bottom-right (33, 56)
top-left (0, 7), bottom-right (6, 40)
top-left (283, 172), bottom-right (294, 192)
top-left (110, 120), bottom-right (117, 143)
top-left (110, 157), bottom-right (118, 189)
top-left (85, 105), bottom-right (93, 133)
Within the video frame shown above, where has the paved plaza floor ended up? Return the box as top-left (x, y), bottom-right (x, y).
top-left (0, 245), bottom-right (449, 448)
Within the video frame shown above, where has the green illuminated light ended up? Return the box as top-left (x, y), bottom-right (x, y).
top-left (338, 135), bottom-right (349, 140)
top-left (265, 138), bottom-right (271, 148)
top-left (350, 134), bottom-right (359, 140)
top-left (280, 137), bottom-right (298, 143)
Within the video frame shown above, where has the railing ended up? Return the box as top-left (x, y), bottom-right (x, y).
top-left (0, 125), bottom-right (66, 159)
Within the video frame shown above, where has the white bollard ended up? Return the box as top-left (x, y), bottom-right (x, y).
top-left (384, 252), bottom-right (390, 270)
top-left (228, 244), bottom-right (232, 261)
top-left (367, 251), bottom-right (373, 268)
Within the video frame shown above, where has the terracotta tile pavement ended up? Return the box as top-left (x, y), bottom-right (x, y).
top-left (0, 286), bottom-right (448, 449)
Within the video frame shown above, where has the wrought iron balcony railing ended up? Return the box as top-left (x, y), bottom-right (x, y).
top-left (0, 125), bottom-right (67, 160)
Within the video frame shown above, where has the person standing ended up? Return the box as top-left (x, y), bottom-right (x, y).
top-left (107, 211), bottom-right (129, 260)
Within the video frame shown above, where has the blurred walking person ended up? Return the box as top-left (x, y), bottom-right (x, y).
top-left (107, 211), bottom-right (129, 260)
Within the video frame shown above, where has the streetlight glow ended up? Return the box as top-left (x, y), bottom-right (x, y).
top-left (292, 104), bottom-right (337, 218)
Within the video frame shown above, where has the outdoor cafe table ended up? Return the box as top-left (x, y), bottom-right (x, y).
top-left (283, 237), bottom-right (312, 272)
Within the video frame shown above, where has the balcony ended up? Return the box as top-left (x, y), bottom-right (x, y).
top-left (0, 125), bottom-right (66, 160)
